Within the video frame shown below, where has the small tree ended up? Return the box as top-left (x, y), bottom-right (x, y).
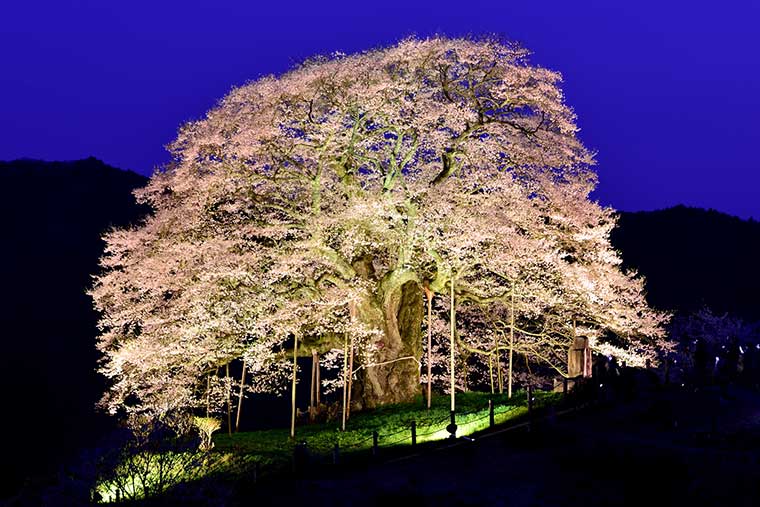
top-left (192, 417), bottom-right (221, 452)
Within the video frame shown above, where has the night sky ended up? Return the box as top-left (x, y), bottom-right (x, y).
top-left (2, 1), bottom-right (758, 218)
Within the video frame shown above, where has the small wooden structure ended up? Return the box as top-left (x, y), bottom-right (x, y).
top-left (568, 336), bottom-right (592, 378)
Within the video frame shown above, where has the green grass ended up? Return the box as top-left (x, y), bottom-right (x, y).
top-left (95, 390), bottom-right (561, 503)
top-left (214, 390), bottom-right (560, 457)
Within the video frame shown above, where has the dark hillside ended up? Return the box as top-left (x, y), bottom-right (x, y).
top-left (0, 158), bottom-right (147, 498)
top-left (612, 206), bottom-right (760, 321)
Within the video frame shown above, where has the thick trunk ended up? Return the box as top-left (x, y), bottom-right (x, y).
top-left (353, 270), bottom-right (423, 409)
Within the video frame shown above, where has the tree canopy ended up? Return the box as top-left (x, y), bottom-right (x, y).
top-left (91, 36), bottom-right (669, 428)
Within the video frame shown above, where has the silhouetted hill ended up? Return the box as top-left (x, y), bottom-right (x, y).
top-left (0, 157), bottom-right (148, 498)
top-left (612, 205), bottom-right (760, 321)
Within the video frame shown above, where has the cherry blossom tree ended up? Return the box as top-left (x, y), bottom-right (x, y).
top-left (91, 36), bottom-right (668, 431)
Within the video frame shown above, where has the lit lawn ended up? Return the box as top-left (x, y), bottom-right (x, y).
top-left (96, 390), bottom-right (561, 502)
top-left (214, 390), bottom-right (560, 460)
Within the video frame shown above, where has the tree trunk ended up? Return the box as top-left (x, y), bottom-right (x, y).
top-left (353, 268), bottom-right (423, 409)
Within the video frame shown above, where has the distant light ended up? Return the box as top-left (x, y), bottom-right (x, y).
top-left (673, 359), bottom-right (677, 364)
top-left (715, 356), bottom-right (720, 363)
top-left (599, 383), bottom-right (603, 388)
top-left (739, 346), bottom-right (744, 354)
top-left (681, 383), bottom-right (685, 387)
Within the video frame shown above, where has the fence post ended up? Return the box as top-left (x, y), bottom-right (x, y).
top-left (489, 399), bottom-right (495, 428)
top-left (372, 430), bottom-right (379, 457)
top-left (411, 420), bottom-right (417, 446)
top-left (527, 385), bottom-right (534, 412)
top-left (446, 410), bottom-right (458, 439)
top-left (527, 385), bottom-right (534, 432)
top-left (332, 443), bottom-right (340, 465)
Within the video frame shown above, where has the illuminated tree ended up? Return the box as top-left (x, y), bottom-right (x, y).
top-left (92, 36), bottom-right (668, 429)
top-left (418, 171), bottom-right (669, 397)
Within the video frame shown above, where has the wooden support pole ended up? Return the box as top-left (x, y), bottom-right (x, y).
top-left (226, 363), bottom-right (232, 436)
top-left (315, 350), bottom-right (321, 406)
top-left (206, 373), bottom-right (211, 418)
top-left (424, 285), bottom-right (433, 410)
top-left (309, 349), bottom-right (316, 422)
top-left (450, 275), bottom-right (456, 413)
top-left (290, 335), bottom-right (298, 439)
top-left (347, 336), bottom-right (354, 420)
top-left (496, 333), bottom-right (503, 394)
top-left (489, 353), bottom-right (495, 394)
top-left (341, 334), bottom-right (349, 431)
top-left (508, 289), bottom-right (515, 399)
top-left (235, 357), bottom-right (247, 432)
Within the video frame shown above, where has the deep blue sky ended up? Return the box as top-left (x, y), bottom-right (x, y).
top-left (1, 1), bottom-right (758, 218)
